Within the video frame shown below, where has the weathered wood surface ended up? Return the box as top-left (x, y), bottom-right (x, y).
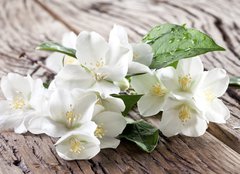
top-left (0, 0), bottom-right (240, 173)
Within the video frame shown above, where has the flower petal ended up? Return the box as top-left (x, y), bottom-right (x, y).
top-left (55, 65), bottom-right (95, 90)
top-left (91, 81), bottom-right (120, 97)
top-left (93, 111), bottom-right (126, 137)
top-left (28, 116), bottom-right (68, 137)
top-left (109, 24), bottom-right (129, 45)
top-left (128, 61), bottom-right (151, 75)
top-left (46, 52), bottom-right (64, 73)
top-left (76, 31), bottom-right (109, 66)
top-left (73, 92), bottom-right (97, 124)
top-left (103, 44), bottom-right (130, 81)
top-left (100, 137), bottom-right (120, 149)
top-left (200, 68), bottom-right (229, 97)
top-left (205, 98), bottom-right (230, 123)
top-left (49, 89), bottom-right (74, 122)
top-left (156, 67), bottom-right (178, 91)
top-left (130, 72), bottom-right (157, 94)
top-left (137, 94), bottom-right (165, 116)
top-left (176, 57), bottom-right (204, 79)
top-left (101, 96), bottom-right (125, 112)
top-left (131, 43), bottom-right (153, 66)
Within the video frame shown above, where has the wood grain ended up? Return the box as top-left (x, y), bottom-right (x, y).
top-left (0, 0), bottom-right (240, 173)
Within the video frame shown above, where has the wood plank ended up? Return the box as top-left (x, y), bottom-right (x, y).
top-left (37, 0), bottom-right (240, 153)
top-left (0, 0), bottom-right (240, 173)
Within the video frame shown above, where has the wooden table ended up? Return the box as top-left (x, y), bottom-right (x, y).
top-left (0, 0), bottom-right (240, 173)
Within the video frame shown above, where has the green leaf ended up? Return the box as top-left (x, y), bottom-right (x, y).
top-left (143, 23), bottom-right (225, 68)
top-left (229, 77), bottom-right (240, 87)
top-left (36, 42), bottom-right (76, 58)
top-left (119, 120), bottom-right (159, 153)
top-left (112, 94), bottom-right (142, 116)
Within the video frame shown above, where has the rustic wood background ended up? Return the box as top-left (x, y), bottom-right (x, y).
top-left (0, 0), bottom-right (240, 173)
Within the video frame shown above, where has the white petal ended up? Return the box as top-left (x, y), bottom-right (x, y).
top-left (205, 99), bottom-right (230, 123)
top-left (158, 109), bottom-right (181, 137)
top-left (14, 119), bottom-right (27, 134)
top-left (91, 81), bottom-right (120, 97)
top-left (28, 116), bottom-right (68, 137)
top-left (49, 89), bottom-right (74, 122)
top-left (93, 111), bottom-right (126, 137)
top-left (0, 111), bottom-right (24, 132)
top-left (180, 112), bottom-right (208, 137)
top-left (103, 44), bottom-right (129, 81)
top-left (45, 52), bottom-right (64, 73)
top-left (128, 62), bottom-right (152, 75)
top-left (62, 32), bottom-right (77, 49)
top-left (101, 96), bottom-right (125, 112)
top-left (76, 31), bottom-right (109, 66)
top-left (130, 72), bottom-right (157, 94)
top-left (100, 137), bottom-right (120, 149)
top-left (156, 67), bottom-right (178, 91)
top-left (55, 65), bottom-right (95, 90)
top-left (138, 94), bottom-right (165, 116)
top-left (73, 92), bottom-right (97, 124)
top-left (131, 43), bottom-right (153, 66)
top-left (109, 24), bottom-right (129, 45)
top-left (176, 57), bottom-right (204, 79)
top-left (201, 68), bottom-right (229, 97)
top-left (0, 100), bottom-right (11, 114)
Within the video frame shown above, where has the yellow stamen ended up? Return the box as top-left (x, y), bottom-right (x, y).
top-left (95, 59), bottom-right (104, 68)
top-left (151, 83), bottom-right (167, 96)
top-left (133, 52), bottom-right (140, 60)
top-left (94, 73), bottom-right (107, 81)
top-left (70, 137), bottom-right (85, 153)
top-left (12, 96), bottom-right (25, 109)
top-left (65, 107), bottom-right (79, 128)
top-left (179, 104), bottom-right (191, 122)
top-left (95, 124), bottom-right (105, 139)
top-left (178, 74), bottom-right (192, 91)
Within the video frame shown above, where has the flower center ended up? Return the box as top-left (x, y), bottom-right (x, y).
top-left (95, 59), bottom-right (105, 68)
top-left (151, 83), bottom-right (167, 96)
top-left (178, 104), bottom-right (191, 122)
top-left (178, 74), bottom-right (192, 91)
top-left (204, 90), bottom-right (215, 102)
top-left (133, 52), bottom-right (140, 61)
top-left (94, 73), bottom-right (107, 81)
top-left (65, 107), bottom-right (79, 128)
top-left (70, 137), bottom-right (85, 153)
top-left (12, 96), bottom-right (25, 109)
top-left (94, 124), bottom-right (105, 138)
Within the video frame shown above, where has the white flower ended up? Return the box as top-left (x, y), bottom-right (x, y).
top-left (160, 57), bottom-right (230, 123)
top-left (55, 29), bottom-right (130, 96)
top-left (28, 89), bottom-right (97, 137)
top-left (109, 24), bottom-right (153, 74)
top-left (131, 70), bottom-right (169, 116)
top-left (46, 32), bottom-right (78, 72)
top-left (55, 121), bottom-right (100, 160)
top-left (160, 56), bottom-right (204, 97)
top-left (92, 111), bottom-right (126, 149)
top-left (195, 68), bottom-right (230, 123)
top-left (0, 73), bottom-right (46, 133)
top-left (159, 96), bottom-right (208, 137)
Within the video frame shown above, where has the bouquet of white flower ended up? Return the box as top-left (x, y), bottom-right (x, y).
top-left (0, 23), bottom-right (234, 160)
